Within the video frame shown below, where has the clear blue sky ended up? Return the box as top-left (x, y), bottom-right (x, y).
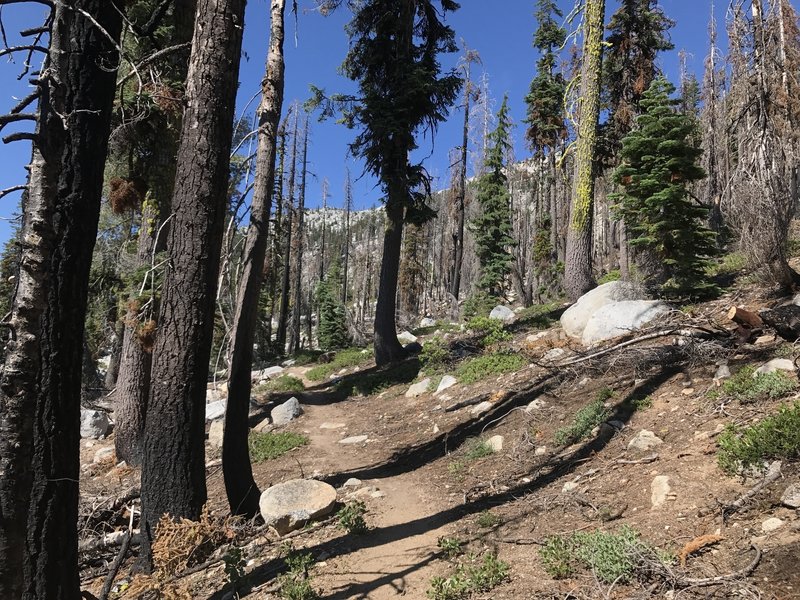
top-left (0, 0), bottom-right (735, 246)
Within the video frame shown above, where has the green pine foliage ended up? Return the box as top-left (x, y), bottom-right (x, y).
top-left (611, 77), bottom-right (717, 297)
top-left (316, 257), bottom-right (349, 351)
top-left (471, 96), bottom-right (516, 297)
top-left (524, 0), bottom-right (568, 156)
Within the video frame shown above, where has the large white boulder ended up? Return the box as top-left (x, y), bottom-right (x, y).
top-left (489, 305), bottom-right (515, 323)
top-left (205, 400), bottom-right (227, 422)
top-left (581, 300), bottom-right (670, 346)
top-left (80, 410), bottom-right (110, 439)
top-left (271, 397), bottom-right (303, 426)
top-left (259, 479), bottom-right (337, 534)
top-left (561, 281), bottom-right (642, 340)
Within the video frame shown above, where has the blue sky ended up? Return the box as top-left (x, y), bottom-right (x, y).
top-left (0, 0), bottom-right (735, 245)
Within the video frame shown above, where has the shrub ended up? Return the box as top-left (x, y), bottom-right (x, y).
top-left (254, 375), bottom-right (305, 396)
top-left (475, 510), bottom-right (502, 528)
top-left (597, 269), bottom-right (621, 284)
top-left (437, 537), bottom-right (464, 559)
top-left (515, 302), bottom-right (559, 329)
top-left (718, 402), bottom-right (800, 474)
top-left (335, 359), bottom-right (419, 397)
top-left (305, 347), bottom-right (371, 382)
top-left (278, 546), bottom-right (318, 600)
top-left (463, 439), bottom-right (495, 461)
top-left (427, 552), bottom-right (509, 600)
top-left (466, 316), bottom-right (511, 346)
top-left (462, 291), bottom-right (500, 320)
top-left (420, 336), bottom-right (450, 371)
top-left (554, 399), bottom-right (610, 446)
top-left (336, 500), bottom-right (368, 534)
top-left (708, 365), bottom-right (798, 404)
top-left (455, 351), bottom-right (525, 385)
top-left (248, 431), bottom-right (309, 463)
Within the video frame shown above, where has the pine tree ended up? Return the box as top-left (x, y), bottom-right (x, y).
top-left (524, 0), bottom-right (568, 157)
top-left (471, 96), bottom-right (516, 297)
top-left (316, 257), bottom-right (349, 351)
top-left (611, 77), bottom-right (716, 297)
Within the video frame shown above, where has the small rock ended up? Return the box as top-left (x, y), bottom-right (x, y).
top-left (562, 481), bottom-right (579, 493)
top-left (714, 364), bottom-right (731, 382)
top-left (485, 435), bottom-right (504, 452)
top-left (762, 517), bottom-right (785, 533)
top-left (259, 479), bottom-right (337, 535)
top-left (208, 419), bottom-right (224, 448)
top-left (535, 446), bottom-right (548, 456)
top-left (526, 331), bottom-right (548, 343)
top-left (253, 419), bottom-right (273, 434)
top-left (628, 430), bottom-right (664, 452)
top-left (319, 422), bottom-right (345, 429)
top-left (271, 397), bottom-right (303, 426)
top-left (405, 378), bottom-right (431, 398)
top-left (470, 401), bottom-right (493, 416)
top-left (755, 334), bottom-right (776, 345)
top-left (754, 359), bottom-right (796, 375)
top-left (420, 317), bottom-right (436, 328)
top-left (543, 348), bottom-right (565, 361)
top-left (489, 305), bottom-right (515, 323)
top-left (80, 410), bottom-right (110, 439)
top-left (435, 375), bottom-right (457, 395)
top-left (205, 400), bottom-right (227, 422)
top-left (781, 484), bottom-right (800, 509)
top-left (432, 424), bottom-right (440, 434)
top-left (681, 388), bottom-right (695, 396)
top-left (92, 447), bottom-right (115, 464)
top-left (281, 358), bottom-right (297, 367)
top-left (339, 435), bottom-right (369, 445)
top-left (342, 478), bottom-right (362, 488)
top-left (397, 331), bottom-right (418, 345)
top-left (651, 476), bottom-right (672, 509)
top-left (525, 398), bottom-right (547, 412)
top-left (370, 490), bottom-right (386, 499)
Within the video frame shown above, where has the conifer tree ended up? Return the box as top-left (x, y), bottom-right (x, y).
top-left (471, 96), bottom-right (516, 297)
top-left (611, 77), bottom-right (716, 297)
top-left (316, 257), bottom-right (349, 350)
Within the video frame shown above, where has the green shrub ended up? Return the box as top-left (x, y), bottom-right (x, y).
top-left (292, 349), bottom-right (324, 366)
top-left (254, 375), bottom-right (305, 396)
top-left (462, 291), bottom-right (500, 320)
top-left (466, 316), bottom-right (511, 345)
top-left (554, 399), bottom-right (610, 446)
top-left (336, 500), bottom-right (368, 534)
top-left (540, 526), bottom-right (665, 584)
top-left (248, 431), bottom-right (309, 463)
top-left (597, 269), bottom-right (621, 284)
top-left (718, 402), bottom-right (800, 474)
top-left (335, 359), bottom-right (419, 397)
top-left (420, 336), bottom-right (450, 371)
top-left (437, 537), bottom-right (464, 559)
top-left (278, 546), bottom-right (318, 600)
top-left (427, 552), bottom-right (509, 600)
top-left (706, 252), bottom-right (746, 277)
top-left (455, 351), bottom-right (525, 385)
top-left (708, 365), bottom-right (798, 404)
top-left (305, 347), bottom-right (371, 382)
top-left (463, 439), bottom-right (495, 461)
top-left (475, 510), bottom-right (502, 528)
top-left (223, 546), bottom-right (246, 587)
top-left (515, 302), bottom-right (559, 329)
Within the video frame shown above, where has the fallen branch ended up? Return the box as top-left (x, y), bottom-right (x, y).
top-left (616, 454), bottom-right (659, 465)
top-left (722, 460), bottom-right (782, 521)
top-left (98, 530), bottom-right (131, 600)
top-left (79, 529), bottom-right (140, 553)
top-left (445, 393), bottom-right (490, 412)
top-left (674, 544), bottom-right (761, 588)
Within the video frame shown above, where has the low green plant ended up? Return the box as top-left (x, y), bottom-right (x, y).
top-left (597, 269), bottom-right (621, 284)
top-left (455, 351), bottom-right (525, 385)
top-left (254, 375), bottom-right (305, 395)
top-left (305, 347), bottom-right (371, 382)
top-left (464, 439), bottom-right (495, 461)
top-left (335, 359), bottom-right (419, 397)
top-left (466, 316), bottom-right (511, 346)
top-left (427, 552), bottom-right (510, 600)
top-left (420, 336), bottom-right (450, 371)
top-left (278, 546), bottom-right (318, 600)
top-left (475, 510), bottom-right (502, 529)
top-left (718, 402), bottom-right (800, 474)
top-left (336, 500), bottom-right (368, 534)
top-left (462, 291), bottom-right (501, 320)
top-left (706, 252), bottom-right (746, 277)
top-left (515, 302), bottom-right (559, 329)
top-left (248, 431), bottom-right (309, 463)
top-left (707, 365), bottom-right (798, 404)
top-left (554, 400), bottom-right (610, 446)
top-left (631, 394), bottom-right (653, 410)
top-left (291, 349), bottom-right (324, 366)
top-left (437, 536), bottom-right (464, 559)
top-left (540, 526), bottom-right (666, 584)
top-left (223, 546), bottom-right (246, 587)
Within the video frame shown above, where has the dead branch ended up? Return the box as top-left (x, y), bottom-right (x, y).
top-left (9, 89), bottom-right (40, 114)
top-left (0, 184), bottom-right (26, 200)
top-left (3, 131), bottom-right (36, 144)
top-left (79, 529), bottom-right (140, 553)
top-left (0, 112), bottom-right (36, 129)
top-left (98, 530), bottom-right (131, 600)
top-left (0, 44), bottom-right (47, 59)
top-left (445, 392), bottom-right (490, 412)
top-left (674, 544), bottom-right (762, 588)
top-left (616, 453), bottom-right (659, 465)
top-left (722, 460), bottom-right (782, 520)
top-left (115, 42), bottom-right (191, 89)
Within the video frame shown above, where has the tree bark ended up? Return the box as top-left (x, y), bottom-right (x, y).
top-left (0, 1), bottom-right (122, 596)
top-left (449, 68), bottom-right (470, 301)
top-left (140, 0), bottom-right (246, 567)
top-left (276, 112), bottom-right (298, 355)
top-left (564, 0), bottom-right (605, 300)
top-left (223, 0), bottom-right (286, 518)
top-left (290, 115), bottom-right (308, 354)
top-left (374, 200), bottom-right (407, 366)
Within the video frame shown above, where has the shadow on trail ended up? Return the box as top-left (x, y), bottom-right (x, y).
top-left (223, 363), bottom-right (682, 599)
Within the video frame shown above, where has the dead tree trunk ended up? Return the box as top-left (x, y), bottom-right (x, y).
top-left (290, 115), bottom-right (308, 354)
top-left (276, 111), bottom-right (298, 355)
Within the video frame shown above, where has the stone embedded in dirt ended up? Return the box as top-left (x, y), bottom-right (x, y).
top-left (405, 378), bottom-right (431, 398)
top-left (628, 430), bottom-right (664, 452)
top-left (80, 409), bottom-right (110, 439)
top-left (581, 300), bottom-right (671, 346)
top-left (397, 331), bottom-right (418, 345)
top-left (93, 447), bottom-right (115, 464)
top-left (319, 422), bottom-right (345, 429)
top-left (261, 365), bottom-right (285, 380)
top-left (259, 479), bottom-right (337, 535)
top-left (543, 348), bottom-right (565, 361)
top-left (781, 484), bottom-right (800, 509)
top-left (271, 397), bottom-right (303, 426)
top-left (432, 424), bottom-right (440, 434)
top-left (754, 358), bottom-right (796, 376)
top-left (714, 364), bottom-right (731, 382)
top-left (681, 388), bottom-right (695, 396)
top-left (561, 281), bottom-right (643, 339)
top-left (526, 331), bottom-right (549, 343)
top-left (535, 446), bottom-right (548, 456)
top-left (489, 305), bottom-right (515, 323)
top-left (420, 317), bottom-right (437, 328)
top-left (486, 435), bottom-right (504, 452)
top-left (253, 419), bottom-right (273, 434)
top-left (525, 398), bottom-right (547, 412)
top-left (470, 401), bottom-right (493, 416)
top-left (339, 435), bottom-right (369, 445)
top-left (205, 400), bottom-right (227, 422)
top-left (342, 478), bottom-right (362, 489)
top-left (435, 375), bottom-right (457, 395)
top-left (762, 517), bottom-right (785, 533)
top-left (208, 419), bottom-right (224, 448)
top-left (650, 476), bottom-right (672, 509)
top-left (562, 481), bottom-right (579, 493)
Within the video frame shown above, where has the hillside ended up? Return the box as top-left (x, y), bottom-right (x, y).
top-left (78, 268), bottom-right (800, 600)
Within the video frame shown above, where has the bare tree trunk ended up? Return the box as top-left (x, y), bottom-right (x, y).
top-left (449, 68), bottom-right (471, 301)
top-left (290, 115), bottom-right (308, 354)
top-left (140, 0), bottom-right (246, 567)
top-left (342, 170), bottom-right (352, 305)
top-left (276, 112), bottom-right (298, 354)
top-left (374, 200), bottom-right (406, 365)
top-left (564, 0), bottom-right (605, 300)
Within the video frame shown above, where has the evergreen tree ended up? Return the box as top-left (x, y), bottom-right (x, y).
top-left (524, 0), bottom-right (568, 156)
top-left (611, 77), bottom-right (716, 297)
top-left (471, 96), bottom-right (516, 297)
top-left (316, 257), bottom-right (349, 350)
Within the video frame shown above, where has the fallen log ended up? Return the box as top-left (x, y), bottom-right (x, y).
top-left (726, 306), bottom-right (763, 329)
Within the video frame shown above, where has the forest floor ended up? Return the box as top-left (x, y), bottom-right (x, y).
top-left (79, 275), bottom-right (800, 600)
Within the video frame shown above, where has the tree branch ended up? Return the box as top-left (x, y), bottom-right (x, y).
top-left (2, 131), bottom-right (36, 144)
top-left (0, 185), bottom-right (26, 200)
top-left (0, 44), bottom-right (47, 59)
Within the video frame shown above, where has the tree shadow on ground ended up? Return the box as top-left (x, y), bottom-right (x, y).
top-left (218, 363), bottom-right (681, 599)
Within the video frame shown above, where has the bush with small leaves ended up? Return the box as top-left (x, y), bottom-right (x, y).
top-left (427, 552), bottom-right (509, 600)
top-left (554, 400), bottom-right (610, 446)
top-left (248, 431), bottom-right (309, 463)
top-left (337, 500), bottom-right (368, 534)
top-left (437, 536), bottom-right (464, 559)
top-left (278, 546), bottom-right (319, 600)
top-left (475, 510), bottom-right (502, 529)
top-left (455, 351), bottom-right (525, 385)
top-left (707, 365), bottom-right (797, 405)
